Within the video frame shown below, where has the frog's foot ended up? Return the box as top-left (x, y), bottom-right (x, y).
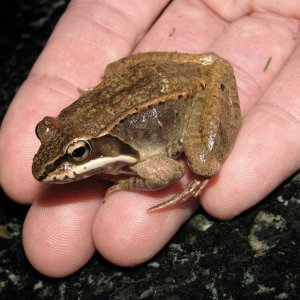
top-left (148, 178), bottom-right (209, 213)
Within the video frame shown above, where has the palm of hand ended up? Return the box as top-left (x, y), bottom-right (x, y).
top-left (0, 0), bottom-right (299, 277)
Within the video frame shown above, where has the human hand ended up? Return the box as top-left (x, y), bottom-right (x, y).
top-left (0, 0), bottom-right (299, 277)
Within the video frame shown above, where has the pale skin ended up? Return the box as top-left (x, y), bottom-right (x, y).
top-left (0, 0), bottom-right (299, 278)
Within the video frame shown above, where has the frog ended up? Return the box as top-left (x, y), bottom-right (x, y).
top-left (32, 52), bottom-right (241, 212)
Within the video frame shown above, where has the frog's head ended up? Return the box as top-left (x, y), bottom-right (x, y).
top-left (32, 116), bottom-right (138, 183)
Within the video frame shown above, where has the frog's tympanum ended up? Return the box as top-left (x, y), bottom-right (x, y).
top-left (32, 52), bottom-right (241, 212)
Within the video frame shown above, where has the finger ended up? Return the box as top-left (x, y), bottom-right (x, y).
top-left (91, 0), bottom-right (230, 266)
top-left (0, 0), bottom-right (169, 204)
top-left (201, 43), bottom-right (300, 220)
top-left (203, 0), bottom-right (300, 21)
top-left (23, 180), bottom-right (102, 278)
top-left (92, 7), bottom-right (299, 265)
top-left (210, 12), bottom-right (299, 114)
top-left (135, 0), bottom-right (228, 53)
top-left (93, 181), bottom-right (198, 266)
top-left (8, 0), bottom-right (169, 277)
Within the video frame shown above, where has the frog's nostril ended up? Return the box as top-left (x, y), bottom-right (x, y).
top-left (38, 172), bottom-right (47, 181)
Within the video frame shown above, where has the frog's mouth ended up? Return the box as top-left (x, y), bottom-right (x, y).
top-left (39, 155), bottom-right (138, 183)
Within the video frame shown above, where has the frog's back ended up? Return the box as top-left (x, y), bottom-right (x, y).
top-left (57, 60), bottom-right (207, 139)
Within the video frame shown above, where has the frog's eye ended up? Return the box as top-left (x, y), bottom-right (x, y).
top-left (66, 140), bottom-right (91, 162)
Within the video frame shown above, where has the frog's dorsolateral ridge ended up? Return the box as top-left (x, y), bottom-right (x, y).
top-left (32, 52), bottom-right (241, 212)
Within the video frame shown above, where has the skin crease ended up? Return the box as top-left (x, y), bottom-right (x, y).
top-left (0, 0), bottom-right (299, 277)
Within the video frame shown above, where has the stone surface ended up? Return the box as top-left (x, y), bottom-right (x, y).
top-left (0, 1), bottom-right (299, 299)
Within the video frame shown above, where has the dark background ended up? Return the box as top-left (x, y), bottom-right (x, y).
top-left (0, 1), bottom-right (299, 299)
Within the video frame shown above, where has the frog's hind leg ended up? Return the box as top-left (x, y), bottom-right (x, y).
top-left (152, 57), bottom-right (241, 213)
top-left (148, 177), bottom-right (208, 212)
top-left (183, 56), bottom-right (241, 178)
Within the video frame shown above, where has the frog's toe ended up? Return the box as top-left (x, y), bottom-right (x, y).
top-left (105, 184), bottom-right (123, 197)
top-left (148, 178), bottom-right (209, 213)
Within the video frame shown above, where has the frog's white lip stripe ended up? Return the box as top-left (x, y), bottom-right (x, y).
top-left (43, 155), bottom-right (137, 183)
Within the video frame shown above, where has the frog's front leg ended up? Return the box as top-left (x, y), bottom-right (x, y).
top-left (106, 155), bottom-right (185, 194)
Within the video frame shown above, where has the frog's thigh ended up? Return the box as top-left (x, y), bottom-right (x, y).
top-left (127, 155), bottom-right (185, 191)
top-left (184, 58), bottom-right (241, 177)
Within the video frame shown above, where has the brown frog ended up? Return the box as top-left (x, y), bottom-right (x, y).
top-left (32, 52), bottom-right (241, 212)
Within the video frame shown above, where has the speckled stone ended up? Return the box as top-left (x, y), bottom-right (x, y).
top-left (0, 1), bottom-right (299, 299)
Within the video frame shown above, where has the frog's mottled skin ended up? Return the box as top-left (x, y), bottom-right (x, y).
top-left (33, 52), bottom-right (241, 212)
